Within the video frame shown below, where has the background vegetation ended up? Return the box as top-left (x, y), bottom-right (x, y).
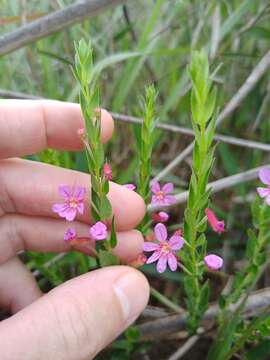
top-left (1, 0), bottom-right (270, 358)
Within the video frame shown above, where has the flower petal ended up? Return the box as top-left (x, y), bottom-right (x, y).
top-left (146, 250), bottom-right (161, 264)
top-left (156, 254), bottom-right (168, 273)
top-left (205, 208), bottom-right (217, 225)
top-left (162, 182), bottom-right (174, 194)
top-left (143, 242), bottom-right (160, 252)
top-left (259, 168), bottom-right (270, 185)
top-left (205, 208), bottom-right (225, 234)
top-left (216, 220), bottom-right (225, 234)
top-left (123, 183), bottom-right (136, 191)
top-left (74, 186), bottom-right (86, 200)
top-left (64, 228), bottom-right (76, 242)
top-left (154, 223), bottom-right (167, 242)
top-left (169, 235), bottom-right (184, 250)
top-left (164, 195), bottom-right (176, 205)
top-left (151, 195), bottom-right (161, 205)
top-left (52, 203), bottom-right (68, 214)
top-left (257, 187), bottom-right (270, 198)
top-left (58, 185), bottom-right (72, 199)
top-left (77, 202), bottom-right (84, 215)
top-left (151, 180), bottom-right (160, 194)
top-left (64, 208), bottom-right (77, 222)
top-left (167, 253), bottom-right (177, 271)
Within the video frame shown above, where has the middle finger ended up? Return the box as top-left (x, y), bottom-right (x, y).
top-left (0, 158), bottom-right (145, 231)
top-left (0, 214), bottom-right (145, 265)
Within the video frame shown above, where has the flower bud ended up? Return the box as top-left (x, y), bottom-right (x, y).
top-left (103, 163), bottom-right (113, 181)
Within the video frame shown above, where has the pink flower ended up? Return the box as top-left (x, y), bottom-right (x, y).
top-left (77, 127), bottom-right (85, 138)
top-left (90, 221), bottom-right (108, 240)
top-left (103, 163), bottom-right (112, 181)
top-left (129, 253), bottom-right (147, 268)
top-left (143, 223), bottom-right (184, 273)
top-left (151, 180), bottom-right (176, 206)
top-left (52, 185), bottom-right (86, 222)
top-left (205, 208), bottom-right (225, 234)
top-left (151, 211), bottom-right (169, 223)
top-left (123, 183), bottom-right (136, 191)
top-left (174, 229), bottom-right (183, 236)
top-left (64, 228), bottom-right (77, 242)
top-left (204, 254), bottom-right (223, 270)
top-left (257, 168), bottom-right (270, 205)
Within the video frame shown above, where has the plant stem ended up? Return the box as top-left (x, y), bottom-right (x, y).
top-left (181, 50), bottom-right (218, 332)
top-left (150, 287), bottom-right (184, 314)
top-left (137, 85), bottom-right (157, 234)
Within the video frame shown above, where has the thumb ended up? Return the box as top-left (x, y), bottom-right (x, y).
top-left (0, 266), bottom-right (149, 360)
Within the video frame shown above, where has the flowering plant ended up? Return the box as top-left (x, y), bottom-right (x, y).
top-left (52, 40), bottom-right (118, 267)
top-left (50, 40), bottom-right (270, 358)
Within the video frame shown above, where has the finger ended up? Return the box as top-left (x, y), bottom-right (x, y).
top-left (0, 100), bottom-right (114, 158)
top-left (0, 257), bottom-right (42, 313)
top-left (0, 266), bottom-right (149, 360)
top-left (0, 158), bottom-right (145, 230)
top-left (112, 230), bottom-right (144, 262)
top-left (0, 215), bottom-right (144, 264)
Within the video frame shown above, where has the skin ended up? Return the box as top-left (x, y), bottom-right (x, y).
top-left (0, 100), bottom-right (150, 360)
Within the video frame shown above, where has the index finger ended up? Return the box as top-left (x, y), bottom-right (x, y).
top-left (0, 100), bottom-right (114, 159)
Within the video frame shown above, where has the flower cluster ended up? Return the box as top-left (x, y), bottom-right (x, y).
top-left (139, 180), bottom-right (224, 273)
top-left (204, 207), bottom-right (224, 271)
top-left (54, 178), bottom-right (225, 273)
top-left (52, 184), bottom-right (108, 246)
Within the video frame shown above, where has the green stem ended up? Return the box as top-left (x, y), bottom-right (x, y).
top-left (150, 287), bottom-right (184, 313)
top-left (200, 124), bottom-right (206, 159)
top-left (223, 305), bottom-right (270, 360)
top-left (177, 261), bottom-right (193, 276)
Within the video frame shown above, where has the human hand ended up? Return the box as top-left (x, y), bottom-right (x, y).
top-left (0, 100), bottom-right (149, 359)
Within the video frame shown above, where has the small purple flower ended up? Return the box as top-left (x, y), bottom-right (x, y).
top-left (64, 228), bottom-right (77, 243)
top-left (159, 211), bottom-right (169, 222)
top-left (143, 223), bottom-right (184, 273)
top-left (52, 185), bottom-right (86, 221)
top-left (152, 211), bottom-right (169, 223)
top-left (123, 183), bottom-right (136, 191)
top-left (257, 168), bottom-right (270, 205)
top-left (103, 163), bottom-right (113, 181)
top-left (205, 208), bottom-right (225, 234)
top-left (151, 180), bottom-right (176, 206)
top-left (204, 254), bottom-right (223, 271)
top-left (90, 221), bottom-right (108, 240)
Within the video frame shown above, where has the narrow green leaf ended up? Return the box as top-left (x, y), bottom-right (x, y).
top-left (109, 217), bottom-right (117, 248)
top-left (99, 195), bottom-right (112, 220)
top-left (198, 281), bottom-right (209, 314)
top-left (112, 0), bottom-right (162, 110)
top-left (207, 310), bottom-right (242, 360)
top-left (99, 250), bottom-right (119, 267)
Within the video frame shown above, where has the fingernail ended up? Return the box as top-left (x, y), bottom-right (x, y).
top-left (113, 271), bottom-right (149, 323)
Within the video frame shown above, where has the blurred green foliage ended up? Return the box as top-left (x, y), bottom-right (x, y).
top-left (1, 0), bottom-right (270, 358)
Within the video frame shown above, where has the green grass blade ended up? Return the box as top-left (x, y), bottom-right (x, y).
top-left (112, 0), bottom-right (163, 111)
